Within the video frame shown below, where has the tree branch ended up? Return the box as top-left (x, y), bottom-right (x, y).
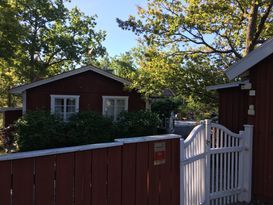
top-left (252, 0), bottom-right (273, 46)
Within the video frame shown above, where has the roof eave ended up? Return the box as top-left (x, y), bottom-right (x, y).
top-left (206, 80), bottom-right (248, 91)
top-left (9, 66), bottom-right (131, 94)
top-left (225, 38), bottom-right (273, 80)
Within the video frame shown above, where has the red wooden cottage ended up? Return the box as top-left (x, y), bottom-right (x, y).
top-left (207, 38), bottom-right (273, 203)
top-left (1, 65), bottom-right (146, 126)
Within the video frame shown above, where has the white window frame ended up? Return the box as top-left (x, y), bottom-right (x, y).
top-left (102, 96), bottom-right (129, 121)
top-left (50, 95), bottom-right (80, 121)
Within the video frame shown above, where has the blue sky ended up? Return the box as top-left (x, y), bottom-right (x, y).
top-left (65, 0), bottom-right (147, 57)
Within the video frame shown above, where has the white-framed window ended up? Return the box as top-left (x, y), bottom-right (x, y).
top-left (102, 96), bottom-right (129, 121)
top-left (50, 95), bottom-right (80, 121)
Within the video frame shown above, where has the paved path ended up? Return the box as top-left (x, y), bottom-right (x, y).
top-left (173, 120), bottom-right (197, 139)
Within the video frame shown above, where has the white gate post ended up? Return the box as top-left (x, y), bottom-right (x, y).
top-left (238, 125), bottom-right (253, 203)
top-left (180, 138), bottom-right (185, 205)
top-left (204, 119), bottom-right (211, 205)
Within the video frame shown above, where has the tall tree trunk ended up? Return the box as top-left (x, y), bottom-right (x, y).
top-left (7, 93), bottom-right (13, 107)
top-left (245, 1), bottom-right (259, 55)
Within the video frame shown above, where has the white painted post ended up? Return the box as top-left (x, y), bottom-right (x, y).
top-left (204, 119), bottom-right (211, 205)
top-left (238, 125), bottom-right (253, 203)
top-left (180, 138), bottom-right (185, 205)
top-left (238, 130), bottom-right (244, 201)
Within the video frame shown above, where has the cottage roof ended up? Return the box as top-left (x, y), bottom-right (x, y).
top-left (226, 38), bottom-right (273, 80)
top-left (9, 65), bottom-right (131, 94)
top-left (206, 81), bottom-right (246, 91)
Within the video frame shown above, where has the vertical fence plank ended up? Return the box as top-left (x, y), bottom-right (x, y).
top-left (35, 156), bottom-right (55, 205)
top-left (135, 142), bottom-right (149, 205)
top-left (0, 161), bottom-right (11, 204)
top-left (92, 148), bottom-right (107, 205)
top-left (12, 158), bottom-right (34, 205)
top-left (108, 146), bottom-right (122, 205)
top-left (148, 141), bottom-right (160, 205)
top-left (171, 139), bottom-right (180, 205)
top-left (180, 139), bottom-right (185, 205)
top-left (159, 140), bottom-right (172, 205)
top-left (122, 143), bottom-right (136, 205)
top-left (231, 137), bottom-right (235, 203)
top-left (75, 151), bottom-right (92, 205)
top-left (55, 153), bottom-right (74, 205)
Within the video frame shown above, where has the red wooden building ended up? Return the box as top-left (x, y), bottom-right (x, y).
top-left (1, 65), bottom-right (146, 126)
top-left (207, 38), bottom-right (273, 203)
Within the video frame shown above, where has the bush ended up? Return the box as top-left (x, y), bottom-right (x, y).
top-left (12, 110), bottom-right (161, 152)
top-left (151, 99), bottom-right (180, 118)
top-left (114, 110), bottom-right (161, 138)
top-left (65, 112), bottom-right (114, 145)
top-left (14, 111), bottom-right (66, 151)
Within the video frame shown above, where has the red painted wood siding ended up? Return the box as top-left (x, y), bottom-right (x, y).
top-left (249, 54), bottom-right (273, 203)
top-left (0, 138), bottom-right (180, 205)
top-left (218, 87), bottom-right (248, 133)
top-left (3, 110), bottom-right (22, 127)
top-left (26, 70), bottom-right (145, 112)
top-left (218, 53), bottom-right (273, 203)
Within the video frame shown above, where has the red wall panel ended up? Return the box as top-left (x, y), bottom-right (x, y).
top-left (3, 109), bottom-right (22, 127)
top-left (218, 53), bottom-right (273, 203)
top-left (26, 70), bottom-right (145, 113)
top-left (0, 138), bottom-right (180, 205)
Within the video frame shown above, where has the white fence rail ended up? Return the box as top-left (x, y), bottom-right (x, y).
top-left (180, 120), bottom-right (253, 205)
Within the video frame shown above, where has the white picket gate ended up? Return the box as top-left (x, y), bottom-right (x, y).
top-left (180, 120), bottom-right (253, 205)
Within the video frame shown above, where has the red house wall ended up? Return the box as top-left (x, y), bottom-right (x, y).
top-left (3, 110), bottom-right (23, 127)
top-left (249, 54), bottom-right (273, 203)
top-left (218, 87), bottom-right (248, 133)
top-left (26, 70), bottom-right (145, 113)
top-left (218, 53), bottom-right (273, 203)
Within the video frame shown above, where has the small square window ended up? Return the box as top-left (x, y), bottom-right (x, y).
top-left (51, 95), bottom-right (79, 121)
top-left (102, 96), bottom-right (128, 121)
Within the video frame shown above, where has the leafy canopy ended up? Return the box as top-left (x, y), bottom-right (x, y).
top-left (116, 0), bottom-right (273, 118)
top-left (0, 0), bottom-right (106, 106)
top-left (118, 0), bottom-right (273, 63)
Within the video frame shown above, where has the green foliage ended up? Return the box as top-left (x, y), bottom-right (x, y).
top-left (117, 0), bottom-right (273, 118)
top-left (65, 112), bottom-right (114, 146)
top-left (114, 111), bottom-right (161, 138)
top-left (13, 111), bottom-right (115, 151)
top-left (179, 96), bottom-right (217, 120)
top-left (0, 0), bottom-right (106, 107)
top-left (151, 99), bottom-right (180, 118)
top-left (94, 51), bottom-right (136, 79)
top-left (129, 44), bottom-right (226, 110)
top-left (12, 111), bottom-right (161, 152)
top-left (14, 111), bottom-right (66, 151)
top-left (118, 0), bottom-right (273, 61)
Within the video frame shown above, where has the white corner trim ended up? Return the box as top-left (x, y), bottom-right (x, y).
top-left (226, 38), bottom-right (273, 80)
top-left (9, 66), bottom-right (131, 94)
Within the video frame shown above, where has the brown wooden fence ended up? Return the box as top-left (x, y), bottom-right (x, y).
top-left (0, 134), bottom-right (180, 205)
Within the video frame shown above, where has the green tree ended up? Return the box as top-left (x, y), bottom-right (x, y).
top-left (0, 1), bottom-right (23, 61)
top-left (118, 0), bottom-right (273, 63)
top-left (116, 0), bottom-right (273, 118)
top-left (0, 0), bottom-right (106, 106)
top-left (95, 51), bottom-right (136, 79)
top-left (129, 43), bottom-right (226, 106)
